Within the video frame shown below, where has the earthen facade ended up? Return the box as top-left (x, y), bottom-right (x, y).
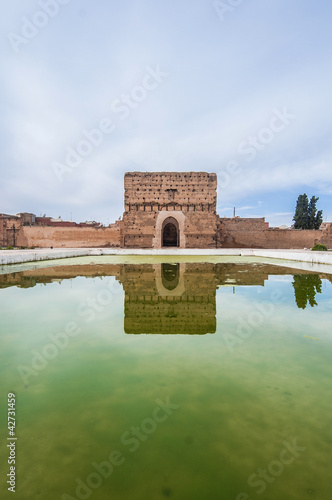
top-left (1, 172), bottom-right (331, 249)
top-left (123, 172), bottom-right (218, 248)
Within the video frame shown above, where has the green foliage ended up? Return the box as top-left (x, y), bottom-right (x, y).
top-left (312, 243), bottom-right (327, 251)
top-left (293, 193), bottom-right (323, 229)
top-left (308, 196), bottom-right (323, 229)
top-left (293, 194), bottom-right (308, 229)
top-left (6, 246), bottom-right (14, 250)
top-left (292, 274), bottom-right (322, 309)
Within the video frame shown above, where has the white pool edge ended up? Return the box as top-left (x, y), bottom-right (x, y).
top-left (1, 248), bottom-right (332, 269)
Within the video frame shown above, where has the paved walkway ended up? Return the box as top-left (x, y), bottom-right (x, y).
top-left (1, 247), bottom-right (332, 269)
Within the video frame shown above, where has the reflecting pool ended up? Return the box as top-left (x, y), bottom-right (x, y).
top-left (1, 260), bottom-right (332, 500)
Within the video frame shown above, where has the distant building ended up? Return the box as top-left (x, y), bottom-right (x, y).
top-left (122, 172), bottom-right (218, 248)
top-left (1, 172), bottom-right (332, 249)
top-left (0, 214), bottom-right (20, 247)
top-left (17, 213), bottom-right (36, 225)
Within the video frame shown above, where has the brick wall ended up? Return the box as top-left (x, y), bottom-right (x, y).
top-left (217, 217), bottom-right (332, 249)
top-left (124, 171), bottom-right (217, 210)
top-left (17, 225), bottom-right (121, 248)
top-left (219, 217), bottom-right (266, 232)
top-left (0, 217), bottom-right (21, 247)
top-left (123, 171), bottom-right (218, 248)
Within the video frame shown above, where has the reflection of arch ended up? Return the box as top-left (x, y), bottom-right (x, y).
top-left (155, 263), bottom-right (186, 297)
top-left (162, 263), bottom-right (179, 290)
top-left (162, 217), bottom-right (179, 247)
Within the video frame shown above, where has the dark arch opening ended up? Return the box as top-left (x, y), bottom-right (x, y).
top-left (162, 222), bottom-right (178, 247)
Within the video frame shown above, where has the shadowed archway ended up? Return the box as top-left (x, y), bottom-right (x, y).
top-left (162, 217), bottom-right (179, 247)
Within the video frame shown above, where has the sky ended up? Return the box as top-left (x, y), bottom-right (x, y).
top-left (1, 0), bottom-right (332, 227)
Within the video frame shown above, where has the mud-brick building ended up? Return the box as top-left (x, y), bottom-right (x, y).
top-left (0, 213), bottom-right (29, 247)
top-left (2, 171), bottom-right (332, 249)
top-left (122, 172), bottom-right (218, 248)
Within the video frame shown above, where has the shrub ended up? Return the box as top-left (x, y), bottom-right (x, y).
top-left (312, 243), bottom-right (327, 251)
top-left (6, 246), bottom-right (14, 250)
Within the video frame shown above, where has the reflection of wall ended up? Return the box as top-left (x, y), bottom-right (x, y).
top-left (2, 263), bottom-right (330, 330)
top-left (155, 263), bottom-right (186, 296)
top-left (118, 263), bottom-right (217, 334)
top-left (0, 262), bottom-right (273, 289)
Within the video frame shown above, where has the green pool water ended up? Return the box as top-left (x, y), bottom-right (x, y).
top-left (1, 260), bottom-right (332, 500)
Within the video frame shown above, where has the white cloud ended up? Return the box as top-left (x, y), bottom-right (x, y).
top-left (1, 0), bottom-right (332, 224)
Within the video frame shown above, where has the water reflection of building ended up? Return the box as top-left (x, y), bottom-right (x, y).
top-left (117, 263), bottom-right (217, 334)
top-left (1, 263), bottom-right (329, 330)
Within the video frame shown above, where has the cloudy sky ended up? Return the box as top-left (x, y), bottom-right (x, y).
top-left (1, 0), bottom-right (332, 226)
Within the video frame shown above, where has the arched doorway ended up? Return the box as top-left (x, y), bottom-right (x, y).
top-left (162, 218), bottom-right (179, 247)
top-left (153, 212), bottom-right (185, 249)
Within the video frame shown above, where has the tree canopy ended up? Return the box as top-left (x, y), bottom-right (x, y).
top-left (293, 194), bottom-right (323, 229)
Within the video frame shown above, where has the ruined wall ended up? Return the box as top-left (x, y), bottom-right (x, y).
top-left (222, 229), bottom-right (323, 249)
top-left (16, 225), bottom-right (121, 248)
top-left (123, 171), bottom-right (218, 248)
top-left (219, 217), bottom-right (266, 232)
top-left (218, 217), bottom-right (332, 249)
top-left (0, 217), bottom-right (21, 247)
top-left (0, 218), bottom-right (8, 246)
top-left (122, 211), bottom-right (157, 248)
top-left (183, 211), bottom-right (218, 248)
top-left (321, 223), bottom-right (332, 248)
top-left (124, 171), bottom-right (217, 209)
top-left (3, 171), bottom-right (332, 250)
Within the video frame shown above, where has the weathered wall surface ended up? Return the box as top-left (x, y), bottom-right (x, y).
top-left (3, 173), bottom-right (332, 250)
top-left (219, 217), bottom-right (266, 233)
top-left (124, 171), bottom-right (217, 209)
top-left (0, 217), bottom-right (21, 247)
top-left (218, 218), bottom-right (332, 249)
top-left (17, 225), bottom-right (121, 248)
top-left (122, 211), bottom-right (157, 248)
top-left (221, 229), bottom-right (321, 249)
top-left (123, 171), bottom-right (218, 248)
top-left (183, 212), bottom-right (218, 248)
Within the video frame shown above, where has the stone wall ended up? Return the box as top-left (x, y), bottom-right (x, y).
top-left (122, 211), bottom-right (157, 248)
top-left (218, 217), bottom-right (332, 249)
top-left (0, 216), bottom-right (21, 247)
top-left (124, 171), bottom-right (217, 209)
top-left (219, 217), bottom-right (266, 232)
top-left (321, 223), bottom-right (332, 248)
top-left (2, 172), bottom-right (332, 250)
top-left (123, 171), bottom-right (218, 248)
top-left (16, 225), bottom-right (121, 248)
